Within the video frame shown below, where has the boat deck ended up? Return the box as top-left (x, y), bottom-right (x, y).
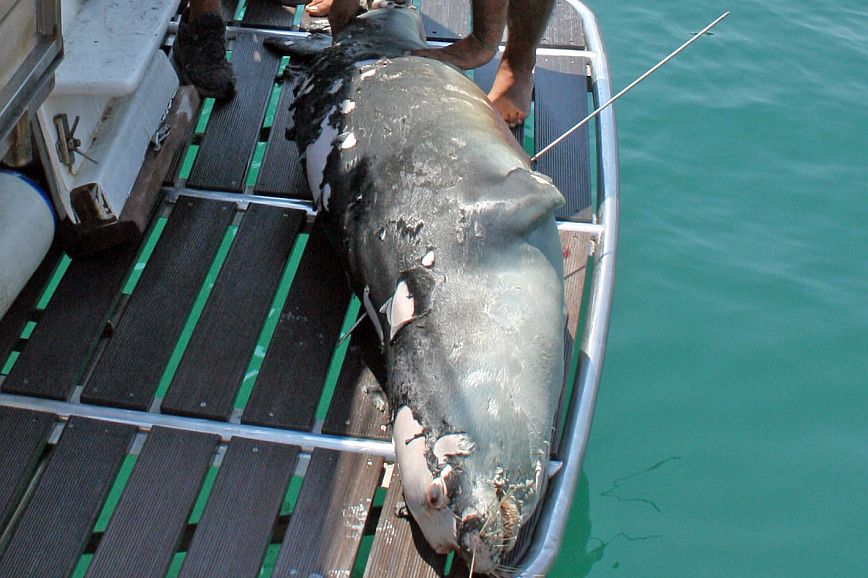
top-left (0, 1), bottom-right (603, 576)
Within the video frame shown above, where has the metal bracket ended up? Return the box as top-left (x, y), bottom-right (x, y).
top-left (53, 113), bottom-right (98, 172)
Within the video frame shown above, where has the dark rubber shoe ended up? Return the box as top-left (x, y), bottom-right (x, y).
top-left (174, 13), bottom-right (236, 100)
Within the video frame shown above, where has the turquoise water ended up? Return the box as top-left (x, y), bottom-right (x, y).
top-left (551, 1), bottom-right (868, 576)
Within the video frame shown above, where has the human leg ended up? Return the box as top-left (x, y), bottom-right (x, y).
top-left (175, 0), bottom-right (236, 100)
top-left (488, 0), bottom-right (554, 126)
top-left (412, 0), bottom-right (507, 70)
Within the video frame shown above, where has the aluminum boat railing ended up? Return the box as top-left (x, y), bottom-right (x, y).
top-left (516, 1), bottom-right (619, 575)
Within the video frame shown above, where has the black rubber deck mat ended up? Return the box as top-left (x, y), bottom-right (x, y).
top-left (0, 243), bottom-right (62, 363)
top-left (242, 0), bottom-right (300, 29)
top-left (322, 321), bottom-right (389, 440)
top-left (186, 34), bottom-right (282, 192)
top-left (534, 55), bottom-right (592, 220)
top-left (421, 0), bottom-right (468, 41)
top-left (0, 417), bottom-right (135, 578)
top-left (363, 471), bottom-right (448, 578)
top-left (177, 437), bottom-right (298, 578)
top-left (85, 427), bottom-right (219, 578)
top-left (82, 198), bottom-right (236, 410)
top-left (541, 0), bottom-right (587, 49)
top-left (161, 205), bottom-right (306, 421)
top-left (271, 448), bottom-right (384, 578)
top-left (2, 243), bottom-right (138, 400)
top-left (241, 223), bottom-right (352, 430)
top-left (0, 407), bottom-right (54, 531)
top-left (254, 74), bottom-right (311, 199)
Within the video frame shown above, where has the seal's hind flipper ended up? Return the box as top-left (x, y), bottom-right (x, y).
top-left (264, 33), bottom-right (332, 60)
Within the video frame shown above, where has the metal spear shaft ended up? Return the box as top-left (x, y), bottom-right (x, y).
top-left (530, 10), bottom-right (731, 164)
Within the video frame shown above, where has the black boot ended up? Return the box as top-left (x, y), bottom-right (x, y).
top-left (174, 12), bottom-right (236, 100)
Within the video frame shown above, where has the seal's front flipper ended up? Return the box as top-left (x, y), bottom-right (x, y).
top-left (477, 168), bottom-right (566, 236)
top-left (264, 32), bottom-right (332, 60)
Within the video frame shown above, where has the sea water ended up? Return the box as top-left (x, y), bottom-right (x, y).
top-left (551, 1), bottom-right (868, 576)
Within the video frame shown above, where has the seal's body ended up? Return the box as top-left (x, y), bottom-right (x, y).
top-left (291, 5), bottom-right (565, 573)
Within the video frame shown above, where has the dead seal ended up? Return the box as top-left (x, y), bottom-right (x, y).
top-left (284, 4), bottom-right (565, 573)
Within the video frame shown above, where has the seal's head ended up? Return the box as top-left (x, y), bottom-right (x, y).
top-left (393, 405), bottom-right (548, 574)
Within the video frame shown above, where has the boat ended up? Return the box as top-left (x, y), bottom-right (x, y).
top-left (0, 0), bottom-right (618, 575)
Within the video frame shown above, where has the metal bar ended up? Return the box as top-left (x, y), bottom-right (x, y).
top-left (164, 22), bottom-right (596, 59)
top-left (166, 186), bottom-right (598, 235)
top-left (164, 186), bottom-right (317, 214)
top-left (517, 1), bottom-right (619, 576)
top-left (0, 38), bottom-right (61, 145)
top-left (0, 394), bottom-right (564, 478)
top-left (556, 220), bottom-right (604, 236)
top-left (0, 393), bottom-right (394, 457)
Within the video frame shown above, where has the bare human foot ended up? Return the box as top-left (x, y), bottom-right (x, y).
top-left (488, 57), bottom-right (533, 127)
top-left (306, 0), bottom-right (360, 34)
top-left (305, 0), bottom-right (331, 16)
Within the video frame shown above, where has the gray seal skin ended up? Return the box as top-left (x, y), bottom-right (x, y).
top-left (290, 5), bottom-right (565, 574)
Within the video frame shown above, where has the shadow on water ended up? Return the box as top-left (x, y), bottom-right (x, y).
top-left (599, 456), bottom-right (681, 513)
top-left (564, 458), bottom-right (680, 576)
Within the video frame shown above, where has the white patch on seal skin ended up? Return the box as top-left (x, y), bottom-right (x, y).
top-left (304, 110), bottom-right (339, 205)
top-left (530, 171), bottom-right (554, 186)
top-left (421, 250), bottom-right (435, 268)
top-left (298, 78), bottom-right (315, 96)
top-left (393, 406), bottom-right (458, 554)
top-left (354, 59), bottom-right (379, 69)
top-left (360, 67), bottom-right (378, 80)
top-left (339, 132), bottom-right (357, 150)
top-left (322, 184), bottom-right (332, 212)
top-left (433, 433), bottom-right (476, 466)
top-left (340, 99), bottom-right (356, 114)
top-left (385, 280), bottom-right (415, 341)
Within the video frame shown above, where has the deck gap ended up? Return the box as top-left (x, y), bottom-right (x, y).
top-left (187, 465), bottom-right (220, 525)
top-left (246, 141), bottom-right (268, 187)
top-left (178, 144), bottom-right (200, 180)
top-left (234, 0), bottom-right (248, 21)
top-left (155, 224), bottom-right (240, 399)
top-left (0, 446), bottom-right (51, 554)
top-left (263, 81), bottom-right (284, 129)
top-left (76, 293), bottom-right (132, 391)
top-left (524, 100), bottom-right (536, 156)
top-left (122, 216), bottom-right (169, 295)
top-left (279, 475), bottom-right (305, 516)
top-left (92, 453), bottom-right (138, 534)
top-left (443, 551), bottom-right (456, 576)
top-left (165, 552), bottom-right (186, 578)
top-left (195, 99), bottom-right (215, 136)
top-left (291, 7), bottom-right (303, 28)
top-left (0, 255), bottom-right (71, 375)
top-left (232, 232), bottom-right (310, 411)
top-left (312, 296), bottom-right (363, 422)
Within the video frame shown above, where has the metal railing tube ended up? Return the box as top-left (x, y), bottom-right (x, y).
top-left (517, 0), bottom-right (620, 575)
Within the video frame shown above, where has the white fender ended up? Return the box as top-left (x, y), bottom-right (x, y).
top-left (0, 171), bottom-right (55, 319)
